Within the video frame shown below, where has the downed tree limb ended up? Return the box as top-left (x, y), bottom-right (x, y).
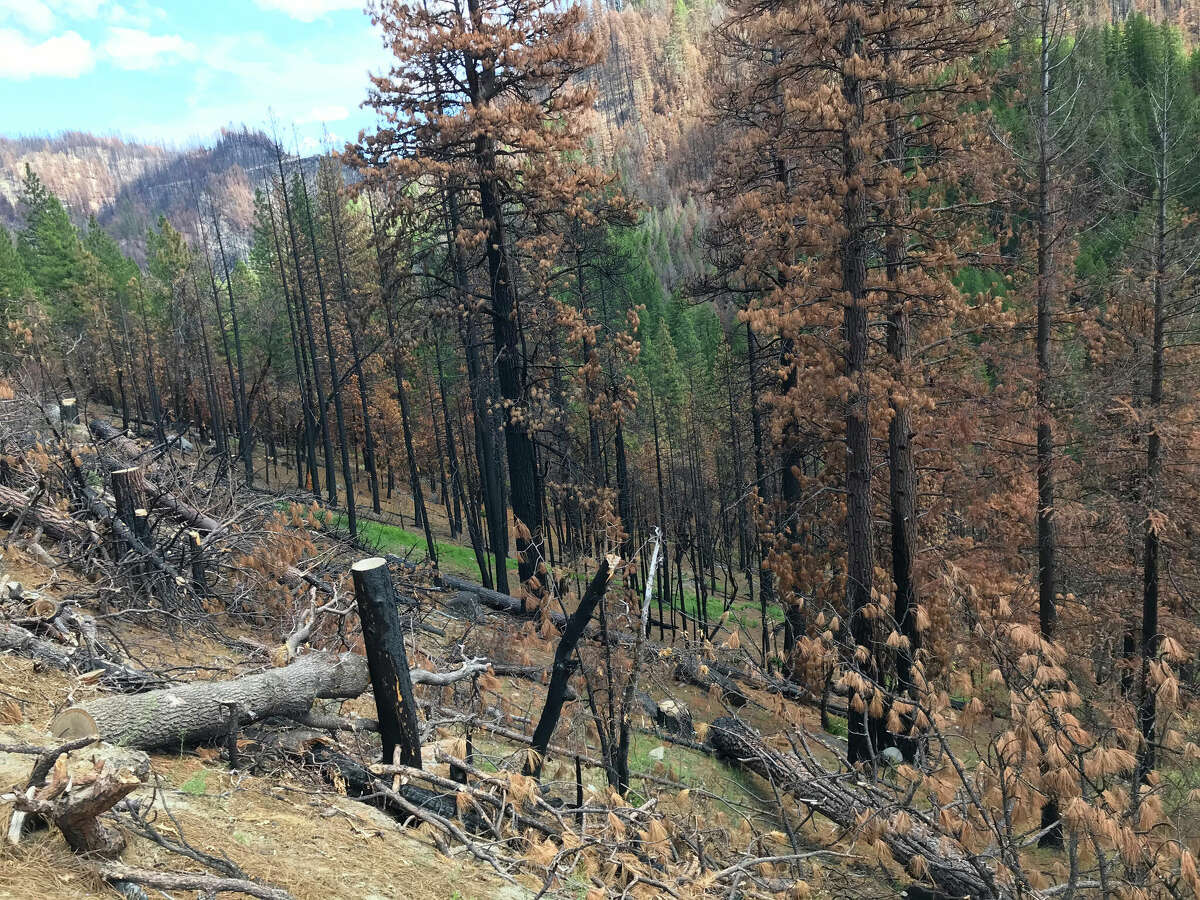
top-left (410, 657), bottom-right (491, 686)
top-left (98, 864), bottom-right (295, 900)
top-left (52, 652), bottom-right (371, 750)
top-left (0, 621), bottom-right (73, 670)
top-left (92, 419), bottom-right (333, 598)
top-left (0, 483), bottom-right (92, 547)
top-left (707, 716), bottom-right (1004, 899)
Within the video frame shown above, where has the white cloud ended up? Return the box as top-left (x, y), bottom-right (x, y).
top-left (252, 0), bottom-right (361, 22)
top-left (103, 26), bottom-right (192, 69)
top-left (0, 28), bottom-right (94, 78)
top-left (0, 0), bottom-right (56, 32)
top-left (110, 25), bottom-right (388, 145)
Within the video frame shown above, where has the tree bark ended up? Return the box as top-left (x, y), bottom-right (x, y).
top-left (525, 556), bottom-right (617, 777)
top-left (351, 557), bottom-right (423, 768)
top-left (840, 10), bottom-right (877, 766)
top-left (462, 0), bottom-right (543, 609)
top-left (54, 651), bottom-right (370, 750)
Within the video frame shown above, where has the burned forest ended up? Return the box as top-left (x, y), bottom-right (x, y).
top-left (3, 0), bottom-right (1200, 898)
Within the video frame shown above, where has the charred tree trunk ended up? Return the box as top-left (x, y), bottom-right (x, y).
top-left (267, 186), bottom-right (321, 500)
top-left (210, 201), bottom-right (253, 485)
top-left (277, 149), bottom-right (336, 505)
top-left (351, 557), bottom-right (423, 769)
top-left (463, 5), bottom-right (542, 609)
top-left (525, 556), bottom-right (617, 778)
top-left (1137, 127), bottom-right (1169, 795)
top-left (323, 171), bottom-right (382, 516)
top-left (297, 172), bottom-right (356, 538)
top-left (840, 16), bottom-right (877, 766)
top-left (747, 324), bottom-right (776, 665)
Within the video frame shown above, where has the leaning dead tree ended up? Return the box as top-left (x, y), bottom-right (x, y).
top-left (525, 554), bottom-right (618, 778)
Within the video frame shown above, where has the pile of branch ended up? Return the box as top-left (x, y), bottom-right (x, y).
top-left (0, 588), bottom-right (170, 692)
top-left (708, 716), bottom-right (1005, 899)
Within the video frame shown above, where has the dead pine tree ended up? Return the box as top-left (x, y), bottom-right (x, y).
top-left (351, 0), bottom-right (625, 610)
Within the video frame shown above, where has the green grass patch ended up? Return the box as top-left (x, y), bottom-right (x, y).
top-left (179, 770), bottom-right (210, 796)
top-left (627, 733), bottom-right (766, 816)
top-left (315, 510), bottom-right (515, 581)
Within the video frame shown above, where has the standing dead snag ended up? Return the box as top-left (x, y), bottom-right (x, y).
top-left (525, 555), bottom-right (618, 779)
top-left (351, 557), bottom-right (422, 768)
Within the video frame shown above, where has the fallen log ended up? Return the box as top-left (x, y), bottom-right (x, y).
top-left (0, 483), bottom-right (91, 547)
top-left (97, 865), bottom-right (294, 900)
top-left (0, 622), bottom-right (73, 670)
top-left (1, 615), bottom-right (169, 693)
top-left (440, 572), bottom-right (639, 644)
top-left (51, 651), bottom-right (371, 750)
top-left (674, 654), bottom-right (749, 708)
top-left (707, 716), bottom-right (1004, 899)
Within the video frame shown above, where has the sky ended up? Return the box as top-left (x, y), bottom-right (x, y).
top-left (0, 0), bottom-right (390, 152)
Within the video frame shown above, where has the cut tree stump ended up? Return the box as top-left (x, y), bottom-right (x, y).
top-left (52, 651), bottom-right (370, 750)
top-left (352, 557), bottom-right (422, 768)
top-left (8, 754), bottom-right (144, 857)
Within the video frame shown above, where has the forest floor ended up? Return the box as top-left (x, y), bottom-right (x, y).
top-left (0, 494), bottom-right (799, 899)
top-left (11, 411), bottom-right (1190, 898)
top-left (0, 542), bottom-right (532, 900)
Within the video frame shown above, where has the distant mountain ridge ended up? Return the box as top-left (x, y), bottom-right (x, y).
top-left (0, 128), bottom-right (320, 259)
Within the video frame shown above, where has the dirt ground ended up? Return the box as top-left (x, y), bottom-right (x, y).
top-left (0, 651), bottom-right (533, 900)
top-left (0, 535), bottom-right (535, 900)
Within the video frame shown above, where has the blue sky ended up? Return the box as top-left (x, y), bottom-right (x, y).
top-left (0, 0), bottom-right (390, 152)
